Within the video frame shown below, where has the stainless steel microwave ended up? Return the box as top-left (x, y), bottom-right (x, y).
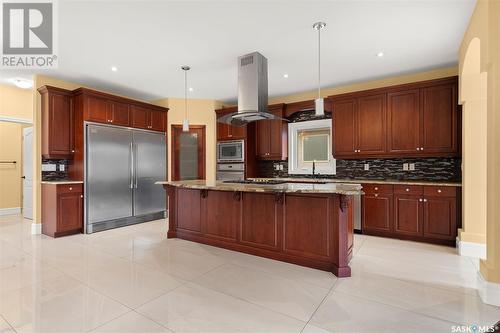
top-left (217, 140), bottom-right (245, 163)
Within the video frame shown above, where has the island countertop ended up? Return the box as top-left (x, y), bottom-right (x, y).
top-left (156, 180), bottom-right (363, 195)
top-left (248, 177), bottom-right (461, 187)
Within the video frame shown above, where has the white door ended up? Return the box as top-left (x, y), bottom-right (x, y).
top-left (22, 127), bottom-right (33, 219)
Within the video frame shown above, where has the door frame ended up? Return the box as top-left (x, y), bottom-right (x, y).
top-left (171, 125), bottom-right (206, 181)
top-left (22, 126), bottom-right (34, 219)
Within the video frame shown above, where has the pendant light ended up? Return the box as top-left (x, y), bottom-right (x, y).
top-left (313, 22), bottom-right (326, 116)
top-left (181, 66), bottom-right (190, 132)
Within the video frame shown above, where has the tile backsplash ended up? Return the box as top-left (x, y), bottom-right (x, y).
top-left (258, 157), bottom-right (462, 182)
top-left (42, 159), bottom-right (69, 180)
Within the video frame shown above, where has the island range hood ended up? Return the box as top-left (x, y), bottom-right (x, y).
top-left (218, 52), bottom-right (286, 126)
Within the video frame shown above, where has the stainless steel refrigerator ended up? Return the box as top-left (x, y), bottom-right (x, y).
top-left (85, 123), bottom-right (166, 233)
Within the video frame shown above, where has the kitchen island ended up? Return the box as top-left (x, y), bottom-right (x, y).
top-left (157, 180), bottom-right (363, 277)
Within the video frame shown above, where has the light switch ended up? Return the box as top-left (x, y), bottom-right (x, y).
top-left (41, 164), bottom-right (56, 172)
top-left (279, 165), bottom-right (284, 171)
top-left (59, 164), bottom-right (65, 172)
top-left (364, 163), bottom-right (369, 171)
top-left (403, 163), bottom-right (409, 171)
top-left (409, 163), bottom-right (415, 171)
top-left (274, 164), bottom-right (280, 171)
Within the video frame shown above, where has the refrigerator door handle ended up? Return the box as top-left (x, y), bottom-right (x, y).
top-left (134, 143), bottom-right (138, 188)
top-left (130, 142), bottom-right (134, 189)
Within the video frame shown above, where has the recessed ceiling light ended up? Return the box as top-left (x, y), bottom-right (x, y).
top-left (283, 73), bottom-right (289, 78)
top-left (188, 87), bottom-right (194, 92)
top-left (376, 52), bottom-right (384, 57)
top-left (8, 78), bottom-right (33, 89)
top-left (111, 66), bottom-right (118, 72)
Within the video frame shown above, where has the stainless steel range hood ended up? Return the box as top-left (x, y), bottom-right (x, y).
top-left (218, 52), bottom-right (286, 126)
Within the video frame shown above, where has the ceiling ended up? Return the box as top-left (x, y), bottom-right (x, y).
top-left (0, 0), bottom-right (476, 102)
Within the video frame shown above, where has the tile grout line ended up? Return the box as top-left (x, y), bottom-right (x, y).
top-left (0, 314), bottom-right (17, 333)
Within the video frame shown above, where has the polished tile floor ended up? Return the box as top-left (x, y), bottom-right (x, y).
top-left (0, 214), bottom-right (498, 333)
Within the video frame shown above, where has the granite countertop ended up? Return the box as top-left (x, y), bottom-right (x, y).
top-left (156, 180), bottom-right (363, 195)
top-left (249, 177), bottom-right (462, 187)
top-left (41, 180), bottom-right (84, 185)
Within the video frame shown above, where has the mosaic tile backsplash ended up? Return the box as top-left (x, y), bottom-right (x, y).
top-left (42, 159), bottom-right (69, 180)
top-left (258, 157), bottom-right (462, 181)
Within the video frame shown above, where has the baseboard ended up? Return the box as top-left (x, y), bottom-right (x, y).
top-left (31, 223), bottom-right (41, 235)
top-left (477, 272), bottom-right (500, 306)
top-left (0, 207), bottom-right (21, 216)
top-left (456, 238), bottom-right (486, 259)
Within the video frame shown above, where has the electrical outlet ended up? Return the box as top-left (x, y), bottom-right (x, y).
top-left (274, 164), bottom-right (280, 171)
top-left (279, 165), bottom-right (283, 171)
top-left (403, 163), bottom-right (409, 171)
top-left (41, 164), bottom-right (56, 172)
top-left (409, 163), bottom-right (415, 171)
top-left (364, 163), bottom-right (369, 171)
top-left (59, 164), bottom-right (65, 172)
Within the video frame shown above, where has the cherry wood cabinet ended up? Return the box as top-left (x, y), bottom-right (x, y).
top-left (329, 76), bottom-right (459, 159)
top-left (361, 183), bottom-right (459, 245)
top-left (255, 104), bottom-right (287, 160)
top-left (215, 107), bottom-right (247, 141)
top-left (84, 95), bottom-right (131, 126)
top-left (131, 105), bottom-right (166, 132)
top-left (41, 183), bottom-right (83, 237)
top-left (39, 86), bottom-right (74, 158)
top-left (166, 186), bottom-right (354, 277)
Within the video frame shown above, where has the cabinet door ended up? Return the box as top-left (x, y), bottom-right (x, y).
top-left (228, 124), bottom-right (247, 140)
top-left (176, 188), bottom-right (201, 232)
top-left (256, 119), bottom-right (271, 159)
top-left (394, 194), bottom-right (423, 236)
top-left (217, 122), bottom-right (230, 141)
top-left (202, 190), bottom-right (239, 242)
top-left (332, 98), bottom-right (357, 157)
top-left (131, 105), bottom-right (150, 129)
top-left (85, 96), bottom-right (109, 123)
top-left (241, 192), bottom-right (281, 251)
top-left (49, 93), bottom-right (73, 156)
top-left (150, 109), bottom-right (166, 132)
top-left (57, 192), bottom-right (82, 232)
top-left (357, 94), bottom-right (386, 155)
top-left (421, 84), bottom-right (457, 154)
top-left (388, 90), bottom-right (421, 154)
top-left (423, 197), bottom-right (456, 240)
top-left (362, 194), bottom-right (392, 233)
top-left (269, 108), bottom-right (286, 160)
top-left (109, 101), bottom-right (130, 126)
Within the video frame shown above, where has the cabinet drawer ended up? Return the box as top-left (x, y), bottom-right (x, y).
top-left (424, 186), bottom-right (457, 197)
top-left (362, 184), bottom-right (393, 194)
top-left (394, 185), bottom-right (423, 196)
top-left (57, 184), bottom-right (83, 194)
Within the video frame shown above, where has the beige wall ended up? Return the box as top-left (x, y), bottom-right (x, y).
top-left (459, 0), bottom-right (500, 284)
top-left (269, 67), bottom-right (458, 104)
top-left (151, 98), bottom-right (224, 182)
top-left (0, 122), bottom-right (23, 209)
top-left (0, 84), bottom-right (33, 212)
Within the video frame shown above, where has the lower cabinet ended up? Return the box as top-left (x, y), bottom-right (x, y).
top-left (41, 183), bottom-right (83, 237)
top-left (362, 184), bottom-right (459, 245)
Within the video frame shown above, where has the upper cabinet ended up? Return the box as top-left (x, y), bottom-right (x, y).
top-left (131, 105), bottom-right (166, 131)
top-left (330, 77), bottom-right (459, 159)
top-left (255, 104), bottom-right (287, 160)
top-left (39, 86), bottom-right (74, 159)
top-left (215, 107), bottom-right (247, 141)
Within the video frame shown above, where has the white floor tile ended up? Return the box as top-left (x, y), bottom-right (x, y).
top-left (91, 311), bottom-right (173, 332)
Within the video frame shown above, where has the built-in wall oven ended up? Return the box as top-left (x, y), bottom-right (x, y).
top-left (217, 140), bottom-right (244, 163)
top-left (217, 140), bottom-right (245, 181)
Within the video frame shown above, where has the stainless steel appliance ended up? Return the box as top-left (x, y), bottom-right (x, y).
top-left (216, 163), bottom-right (245, 181)
top-left (217, 140), bottom-right (244, 163)
top-left (85, 123), bottom-right (166, 233)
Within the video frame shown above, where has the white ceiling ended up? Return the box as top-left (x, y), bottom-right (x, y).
top-left (0, 0), bottom-right (476, 102)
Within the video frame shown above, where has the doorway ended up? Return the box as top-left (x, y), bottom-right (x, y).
top-left (171, 125), bottom-right (206, 181)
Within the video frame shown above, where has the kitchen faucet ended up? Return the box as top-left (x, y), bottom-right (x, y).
top-left (312, 160), bottom-right (316, 179)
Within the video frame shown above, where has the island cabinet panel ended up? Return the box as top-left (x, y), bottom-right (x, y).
top-left (176, 188), bottom-right (202, 233)
top-left (39, 86), bottom-right (74, 159)
top-left (283, 194), bottom-right (332, 261)
top-left (240, 192), bottom-right (281, 251)
top-left (388, 89), bottom-right (421, 154)
top-left (421, 84), bottom-right (457, 154)
top-left (202, 190), bottom-right (239, 242)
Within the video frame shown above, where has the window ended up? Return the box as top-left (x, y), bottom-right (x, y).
top-left (288, 119), bottom-right (335, 175)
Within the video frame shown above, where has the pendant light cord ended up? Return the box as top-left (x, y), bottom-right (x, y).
top-left (184, 69), bottom-right (188, 119)
top-left (318, 25), bottom-right (321, 100)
